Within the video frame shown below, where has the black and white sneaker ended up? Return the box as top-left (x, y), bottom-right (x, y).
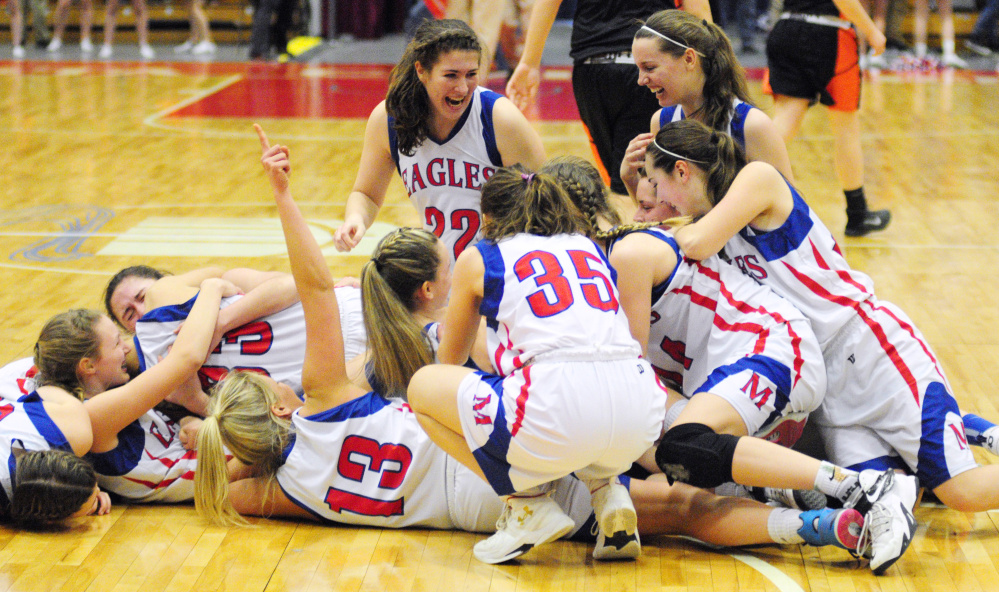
top-left (856, 474), bottom-right (919, 575)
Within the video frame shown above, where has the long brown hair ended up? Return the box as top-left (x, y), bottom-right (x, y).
top-left (634, 10), bottom-right (751, 133)
top-left (387, 19), bottom-right (482, 156)
top-left (34, 309), bottom-right (103, 401)
top-left (646, 119), bottom-right (747, 207)
top-left (480, 164), bottom-right (587, 240)
top-left (360, 228), bottom-right (440, 398)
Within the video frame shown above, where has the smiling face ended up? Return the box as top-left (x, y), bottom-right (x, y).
top-left (633, 174), bottom-right (681, 222)
top-left (89, 315), bottom-right (132, 391)
top-left (416, 49), bottom-right (481, 128)
top-left (644, 155), bottom-right (712, 219)
top-left (109, 276), bottom-right (156, 332)
top-left (632, 37), bottom-right (703, 109)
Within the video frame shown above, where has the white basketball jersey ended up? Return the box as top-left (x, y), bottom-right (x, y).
top-left (0, 358), bottom-right (38, 402)
top-left (390, 87), bottom-right (504, 265)
top-left (620, 228), bottom-right (812, 394)
top-left (476, 233), bottom-right (639, 376)
top-left (276, 393), bottom-right (453, 529)
top-left (0, 392), bottom-right (73, 511)
top-left (134, 287), bottom-right (364, 396)
top-left (723, 183), bottom-right (877, 348)
top-left (86, 409), bottom-right (197, 503)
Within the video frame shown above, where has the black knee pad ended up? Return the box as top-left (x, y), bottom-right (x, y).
top-left (654, 423), bottom-right (739, 488)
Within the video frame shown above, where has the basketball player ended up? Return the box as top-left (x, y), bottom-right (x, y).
top-left (332, 19), bottom-right (546, 265)
top-left (192, 125), bottom-right (866, 569)
top-left (622, 10), bottom-right (792, 202)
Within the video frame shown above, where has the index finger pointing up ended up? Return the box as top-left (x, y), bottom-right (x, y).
top-left (254, 123), bottom-right (270, 151)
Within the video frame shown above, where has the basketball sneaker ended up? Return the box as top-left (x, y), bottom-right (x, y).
top-left (473, 492), bottom-right (574, 564)
top-left (588, 478), bottom-right (641, 560)
top-left (796, 508), bottom-right (864, 550)
top-left (850, 472), bottom-right (918, 575)
top-left (842, 469), bottom-right (896, 515)
top-left (754, 412), bottom-right (808, 448)
top-left (753, 487), bottom-right (828, 510)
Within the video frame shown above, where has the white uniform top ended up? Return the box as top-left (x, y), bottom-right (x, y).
top-left (723, 183), bottom-right (877, 349)
top-left (658, 99), bottom-right (755, 148)
top-left (85, 409), bottom-right (197, 503)
top-left (0, 358), bottom-right (38, 402)
top-left (624, 227), bottom-right (814, 395)
top-left (0, 392), bottom-right (72, 512)
top-left (134, 287), bottom-right (365, 396)
top-left (389, 87), bottom-right (503, 265)
top-left (276, 393), bottom-right (453, 528)
top-left (477, 233), bottom-right (641, 376)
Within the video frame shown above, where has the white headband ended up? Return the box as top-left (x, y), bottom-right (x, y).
top-left (651, 139), bottom-right (708, 164)
top-left (639, 25), bottom-right (707, 57)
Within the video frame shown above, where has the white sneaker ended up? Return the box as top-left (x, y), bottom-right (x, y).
top-left (843, 469), bottom-right (896, 515)
top-left (472, 493), bottom-right (574, 564)
top-left (98, 44), bottom-right (112, 59)
top-left (588, 479), bottom-right (640, 560)
top-left (753, 487), bottom-right (828, 510)
top-left (942, 53), bottom-right (968, 69)
top-left (47, 38), bottom-right (62, 52)
top-left (139, 44), bottom-right (155, 60)
top-left (80, 38), bottom-right (93, 53)
top-left (12, 46), bottom-right (25, 59)
top-left (191, 40), bottom-right (217, 55)
top-left (859, 474), bottom-right (918, 575)
top-left (174, 40), bottom-right (194, 53)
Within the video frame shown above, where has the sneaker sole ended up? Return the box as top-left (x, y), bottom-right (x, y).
top-left (832, 509), bottom-right (864, 549)
top-left (472, 517), bottom-right (574, 564)
top-left (593, 506), bottom-right (640, 560)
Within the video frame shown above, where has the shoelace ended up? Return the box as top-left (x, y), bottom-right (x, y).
top-left (853, 503), bottom-right (890, 560)
top-left (494, 503), bottom-right (513, 531)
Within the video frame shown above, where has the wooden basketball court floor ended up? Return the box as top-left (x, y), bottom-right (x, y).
top-left (1, 57), bottom-right (999, 591)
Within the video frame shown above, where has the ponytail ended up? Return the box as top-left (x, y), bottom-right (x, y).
top-left (194, 414), bottom-right (243, 526)
top-left (647, 119), bottom-right (746, 206)
top-left (480, 165), bottom-right (587, 240)
top-left (360, 229), bottom-right (440, 398)
top-left (194, 371), bottom-right (290, 526)
top-left (636, 10), bottom-right (751, 132)
top-left (540, 155), bottom-right (621, 238)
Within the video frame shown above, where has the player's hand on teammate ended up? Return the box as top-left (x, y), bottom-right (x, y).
top-left (178, 416), bottom-right (203, 450)
top-left (620, 133), bottom-right (654, 198)
top-left (254, 123), bottom-right (291, 195)
top-left (333, 217), bottom-right (368, 252)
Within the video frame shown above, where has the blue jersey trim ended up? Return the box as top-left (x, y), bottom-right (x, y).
top-left (430, 93), bottom-right (476, 146)
top-left (478, 89), bottom-right (503, 167)
top-left (629, 228), bottom-right (682, 302)
top-left (469, 373), bottom-right (516, 495)
top-left (658, 105), bottom-right (679, 128)
top-left (917, 381), bottom-right (961, 490)
top-left (730, 102), bottom-right (753, 148)
top-left (134, 334), bottom-right (147, 373)
top-left (387, 115), bottom-right (401, 174)
top-left (86, 420), bottom-right (144, 476)
top-left (300, 392), bottom-right (389, 423)
top-left (477, 241), bottom-right (506, 321)
top-left (276, 477), bottom-right (333, 522)
top-left (138, 293), bottom-right (197, 324)
top-left (694, 354), bottom-right (793, 414)
top-left (737, 186), bottom-right (814, 262)
top-left (21, 393), bottom-right (71, 450)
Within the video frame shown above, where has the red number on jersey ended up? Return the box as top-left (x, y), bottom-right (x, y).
top-left (326, 435), bottom-right (413, 517)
